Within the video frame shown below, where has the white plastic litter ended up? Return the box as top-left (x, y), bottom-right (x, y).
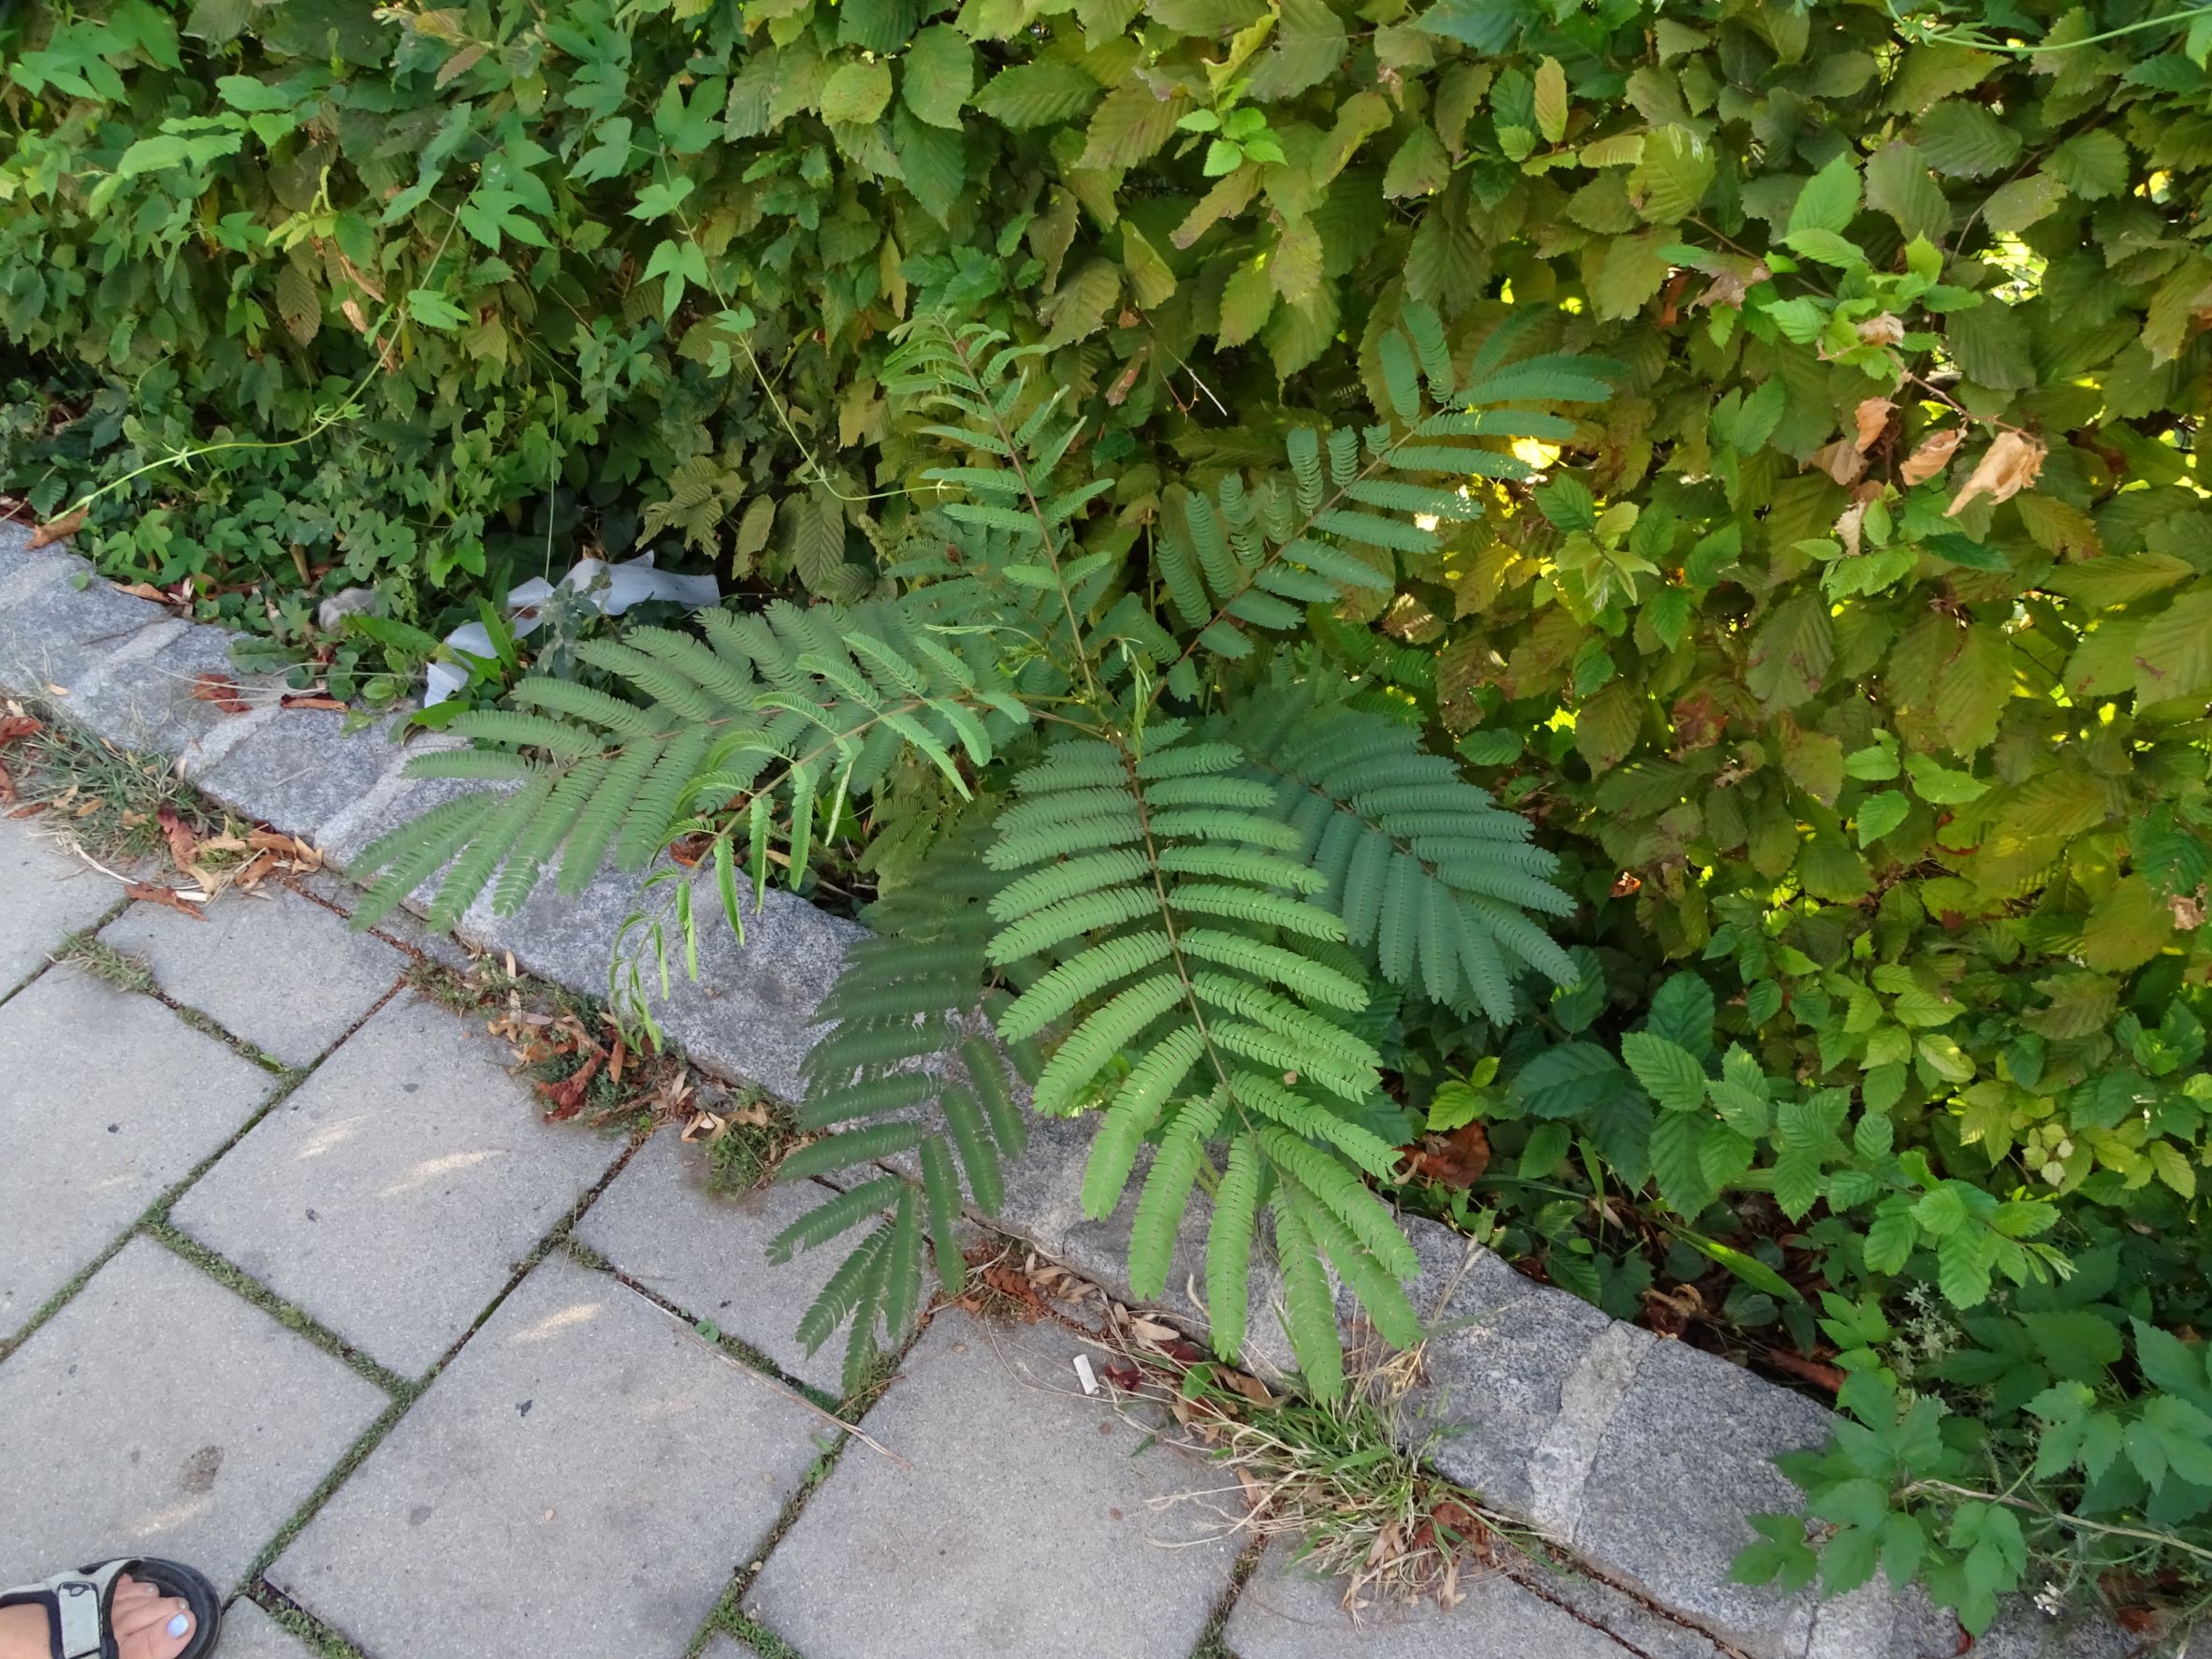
top-left (1072, 1353), bottom-right (1099, 1396)
top-left (424, 551), bottom-right (720, 706)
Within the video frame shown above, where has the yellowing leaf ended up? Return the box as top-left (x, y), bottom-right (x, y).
top-left (2080, 876), bottom-right (2173, 973)
top-left (820, 59), bottom-right (894, 124)
top-left (1382, 125), bottom-right (1449, 198)
top-left (1270, 217), bottom-right (1324, 306)
top-left (1121, 221), bottom-right (1176, 309)
top-left (1533, 56), bottom-right (1568, 144)
top-left (1077, 80), bottom-right (1184, 169)
top-left (2132, 589), bottom-right (2212, 706)
top-left (1217, 256), bottom-right (1275, 347)
top-left (1573, 680), bottom-right (1641, 772)
top-left (1933, 624), bottom-right (2014, 755)
top-left (1041, 257), bottom-right (1120, 343)
top-left (1587, 230), bottom-right (1670, 321)
top-left (1626, 125), bottom-right (1711, 223)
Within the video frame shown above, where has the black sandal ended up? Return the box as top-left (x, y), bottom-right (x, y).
top-left (0, 1559), bottom-right (222, 1659)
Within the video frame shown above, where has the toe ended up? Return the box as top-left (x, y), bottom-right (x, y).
top-left (112, 1575), bottom-right (158, 1604)
top-left (113, 1595), bottom-right (194, 1659)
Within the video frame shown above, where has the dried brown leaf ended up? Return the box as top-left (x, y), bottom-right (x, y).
top-left (29, 509), bottom-right (86, 548)
top-left (1947, 431), bottom-right (2047, 517)
top-left (1854, 397), bottom-right (1895, 452)
top-left (156, 804), bottom-right (199, 868)
top-left (124, 880), bottom-right (206, 920)
top-left (1810, 439), bottom-right (1865, 487)
top-left (1835, 498), bottom-right (1869, 560)
top-left (1900, 426), bottom-right (1963, 486)
top-left (189, 672), bottom-right (251, 715)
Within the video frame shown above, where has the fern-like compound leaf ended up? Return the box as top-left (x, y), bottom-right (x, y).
top-left (1081, 1025), bottom-right (1207, 1218)
top-left (768, 1175), bottom-right (906, 1263)
top-left (1284, 1173), bottom-right (1422, 1348)
top-left (1207, 1133), bottom-right (1266, 1361)
top-left (1128, 1089), bottom-right (1228, 1299)
top-left (1031, 973), bottom-right (1185, 1116)
top-left (997, 931), bottom-right (1175, 1041)
top-left (1258, 1126), bottom-right (1418, 1279)
top-left (919, 1139), bottom-right (966, 1294)
top-left (1271, 1192), bottom-right (1345, 1401)
top-left (939, 1081), bottom-right (1005, 1212)
top-left (777, 1121), bottom-right (929, 1183)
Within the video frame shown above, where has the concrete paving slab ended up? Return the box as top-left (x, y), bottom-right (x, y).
top-left (0, 967), bottom-right (277, 1343)
top-left (168, 994), bottom-right (624, 1376)
top-left (0, 1237), bottom-right (388, 1592)
top-left (212, 1598), bottom-right (322, 1659)
top-left (1225, 1544), bottom-right (1637, 1658)
top-left (575, 1132), bottom-right (852, 1394)
top-left (0, 817), bottom-right (118, 993)
top-left (101, 884), bottom-right (404, 1065)
top-left (269, 1255), bottom-right (824, 1659)
top-left (748, 1309), bottom-right (1240, 1659)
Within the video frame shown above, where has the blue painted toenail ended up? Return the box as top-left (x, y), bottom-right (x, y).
top-left (167, 1612), bottom-right (190, 1638)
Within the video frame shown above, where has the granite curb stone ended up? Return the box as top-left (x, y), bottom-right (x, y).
top-left (0, 557), bottom-right (169, 696)
top-left (169, 994), bottom-right (624, 1375)
top-left (0, 1236), bottom-right (388, 1592)
top-left (188, 707), bottom-right (410, 844)
top-left (1567, 1336), bottom-right (1837, 1657)
top-left (64, 622), bottom-right (255, 762)
top-left (269, 1254), bottom-right (823, 1659)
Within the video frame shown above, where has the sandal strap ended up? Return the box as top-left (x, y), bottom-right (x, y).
top-left (3, 1560), bottom-right (136, 1659)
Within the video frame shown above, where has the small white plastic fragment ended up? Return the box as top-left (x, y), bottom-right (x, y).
top-left (1072, 1353), bottom-right (1099, 1396)
top-left (423, 551), bottom-right (721, 705)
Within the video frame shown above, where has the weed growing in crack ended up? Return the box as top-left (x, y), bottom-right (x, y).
top-left (53, 927), bottom-right (155, 994)
top-left (1, 707), bottom-right (207, 869)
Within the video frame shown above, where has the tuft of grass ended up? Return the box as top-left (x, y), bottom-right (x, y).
top-left (240, 1394), bottom-right (415, 1586)
top-left (7, 713), bottom-right (209, 868)
top-left (687, 1576), bottom-right (808, 1659)
top-left (400, 955), bottom-right (520, 1013)
top-left (54, 928), bottom-right (155, 995)
top-left (244, 1583), bottom-right (374, 1659)
top-left (1113, 1339), bottom-right (1524, 1615)
top-left (703, 1094), bottom-right (801, 1194)
top-left (686, 1437), bottom-right (855, 1659)
top-left (1187, 1539), bottom-right (1265, 1659)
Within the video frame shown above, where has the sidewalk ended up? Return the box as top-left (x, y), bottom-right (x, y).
top-left (0, 814), bottom-right (1662, 1659)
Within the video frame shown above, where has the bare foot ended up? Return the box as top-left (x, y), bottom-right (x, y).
top-left (0, 1573), bottom-right (196, 1659)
